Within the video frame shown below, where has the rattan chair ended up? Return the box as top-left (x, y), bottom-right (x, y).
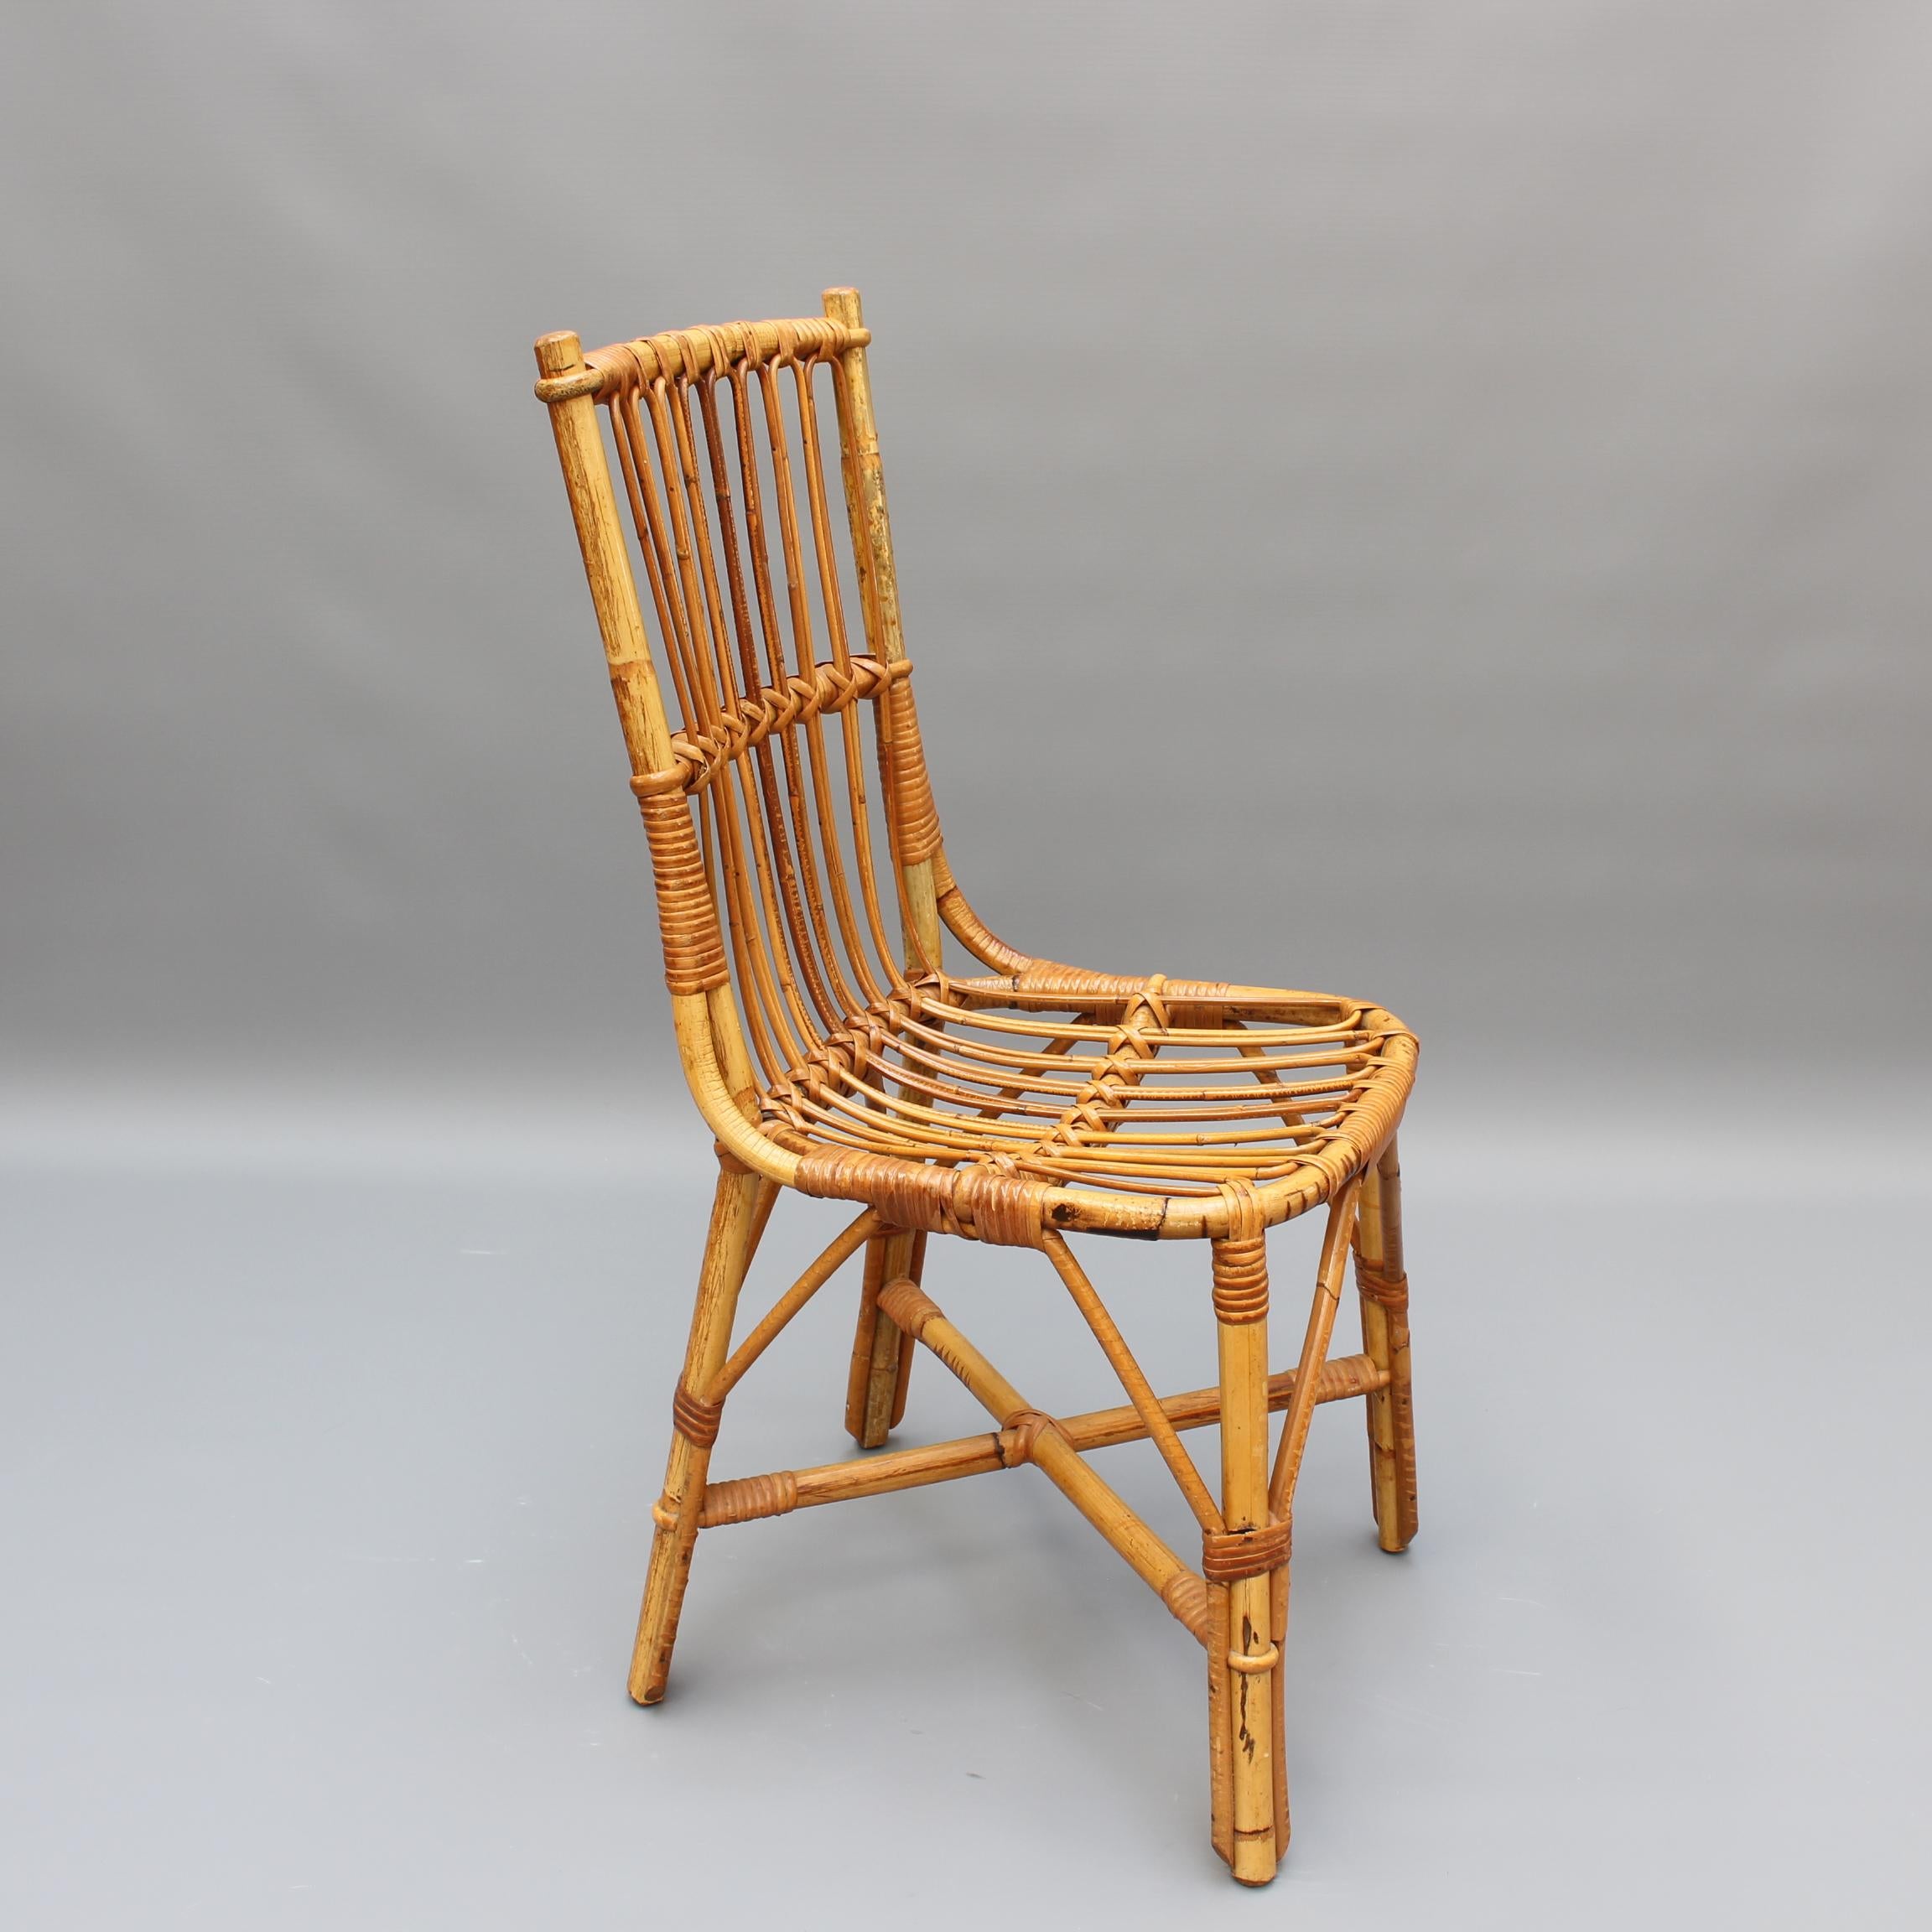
top-left (531, 289), bottom-right (1420, 1886)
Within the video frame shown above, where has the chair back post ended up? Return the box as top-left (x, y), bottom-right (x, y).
top-left (822, 288), bottom-right (944, 974)
top-left (532, 329), bottom-right (762, 1124)
top-left (533, 330), bottom-right (674, 775)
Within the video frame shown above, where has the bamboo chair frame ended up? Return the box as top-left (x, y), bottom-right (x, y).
top-left (531, 289), bottom-right (1420, 1886)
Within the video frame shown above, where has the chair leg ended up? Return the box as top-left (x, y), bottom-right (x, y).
top-left (1208, 1226), bottom-right (1287, 1885)
top-left (628, 1160), bottom-right (772, 1705)
top-left (1356, 1137), bottom-right (1419, 1552)
top-left (844, 1226), bottom-right (922, 1448)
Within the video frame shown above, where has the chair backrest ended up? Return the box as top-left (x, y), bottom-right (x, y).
top-left (532, 290), bottom-right (953, 1140)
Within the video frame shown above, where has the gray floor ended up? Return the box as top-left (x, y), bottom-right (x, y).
top-left (3, 1106), bottom-right (1926, 1929)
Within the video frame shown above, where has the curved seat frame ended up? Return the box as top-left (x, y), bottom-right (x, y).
top-left (533, 291), bottom-right (1420, 1886)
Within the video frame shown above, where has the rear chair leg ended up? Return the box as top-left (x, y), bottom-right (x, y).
top-left (844, 1226), bottom-right (922, 1447)
top-left (1208, 1223), bottom-right (1288, 1886)
top-left (1356, 1137), bottom-right (1419, 1551)
top-left (629, 1161), bottom-right (773, 1704)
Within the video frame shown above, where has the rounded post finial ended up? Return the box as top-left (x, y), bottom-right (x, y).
top-left (822, 287), bottom-right (863, 327)
top-left (534, 330), bottom-right (584, 377)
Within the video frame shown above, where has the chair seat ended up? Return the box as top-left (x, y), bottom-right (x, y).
top-left (757, 960), bottom-right (1416, 1237)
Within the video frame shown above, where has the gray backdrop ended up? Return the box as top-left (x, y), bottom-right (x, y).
top-left (8, 0), bottom-right (1928, 1112)
top-left (3, 4), bottom-right (1928, 1927)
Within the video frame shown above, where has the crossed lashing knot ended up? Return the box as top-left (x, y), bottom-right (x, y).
top-left (628, 654), bottom-right (910, 799)
top-left (796, 1148), bottom-right (1055, 1249)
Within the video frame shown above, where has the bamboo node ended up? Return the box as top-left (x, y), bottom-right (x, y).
top-left (671, 1381), bottom-right (724, 1449)
top-left (1202, 1518), bottom-right (1291, 1583)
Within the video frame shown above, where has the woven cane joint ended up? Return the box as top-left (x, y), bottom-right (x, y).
top-left (1161, 1571), bottom-right (1210, 1638)
top-left (627, 655), bottom-right (911, 800)
top-left (998, 1408), bottom-right (1057, 1467)
top-left (1202, 1517), bottom-right (1291, 1583)
top-left (671, 1380), bottom-right (724, 1449)
top-left (1356, 1263), bottom-right (1410, 1309)
top-left (885, 679), bottom-right (943, 865)
top-left (875, 1276), bottom-right (943, 1341)
top-left (538, 317), bottom-right (866, 402)
top-left (699, 1470), bottom-right (798, 1526)
top-left (637, 791), bottom-right (728, 995)
top-left (796, 1150), bottom-right (1052, 1249)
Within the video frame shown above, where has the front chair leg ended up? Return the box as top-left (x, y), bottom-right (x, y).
top-left (1356, 1137), bottom-right (1419, 1551)
top-left (844, 1225), bottom-right (922, 1447)
top-left (629, 1160), bottom-right (773, 1704)
top-left (1207, 1220), bottom-right (1287, 1885)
